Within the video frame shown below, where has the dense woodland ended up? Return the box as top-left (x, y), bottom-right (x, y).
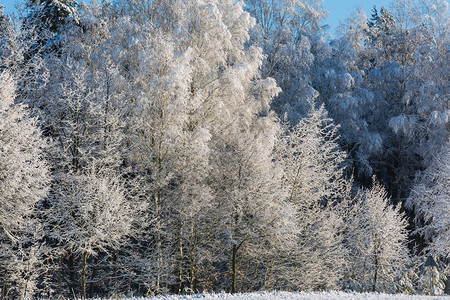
top-left (0, 0), bottom-right (448, 298)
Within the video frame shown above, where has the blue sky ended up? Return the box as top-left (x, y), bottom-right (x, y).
top-left (1, 0), bottom-right (392, 36)
top-left (1, 0), bottom-right (17, 14)
top-left (323, 0), bottom-right (392, 36)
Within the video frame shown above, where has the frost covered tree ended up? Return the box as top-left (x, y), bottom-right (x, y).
top-left (0, 5), bottom-right (48, 104)
top-left (245, 0), bottom-right (327, 124)
top-left (20, 0), bottom-right (79, 64)
top-left (4, 0), bottom-right (450, 297)
top-left (344, 178), bottom-right (409, 293)
top-left (407, 142), bottom-right (450, 271)
top-left (87, 0), bottom-right (298, 295)
top-left (47, 164), bottom-right (132, 298)
top-left (115, 0), bottom-right (298, 294)
top-left (113, 23), bottom-right (203, 295)
top-left (208, 108), bottom-right (297, 294)
top-left (389, 0), bottom-right (449, 175)
top-left (274, 103), bottom-right (348, 291)
top-left (354, 6), bottom-right (413, 197)
top-left (417, 256), bottom-right (447, 296)
top-left (381, 1), bottom-right (448, 209)
top-left (0, 71), bottom-right (49, 299)
top-left (24, 0), bottom-right (78, 32)
top-left (334, 1), bottom-right (448, 203)
top-left (313, 32), bottom-right (381, 178)
top-left (172, 1), bottom-right (298, 293)
top-left (22, 16), bottom-right (136, 297)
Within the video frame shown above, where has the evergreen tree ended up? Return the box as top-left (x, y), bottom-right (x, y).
top-left (417, 256), bottom-right (447, 296)
top-left (25, 0), bottom-right (78, 32)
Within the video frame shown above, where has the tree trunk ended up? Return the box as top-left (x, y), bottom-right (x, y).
top-left (231, 244), bottom-right (237, 294)
top-left (188, 223), bottom-right (198, 293)
top-left (177, 221), bottom-right (184, 294)
top-left (82, 251), bottom-right (88, 299)
top-left (114, 250), bottom-right (119, 298)
top-left (155, 190), bottom-right (162, 295)
top-left (373, 249), bottom-right (378, 292)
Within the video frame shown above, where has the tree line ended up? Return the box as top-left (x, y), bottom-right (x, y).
top-left (0, 0), bottom-right (448, 298)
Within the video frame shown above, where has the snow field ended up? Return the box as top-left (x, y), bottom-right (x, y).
top-left (107, 291), bottom-right (450, 300)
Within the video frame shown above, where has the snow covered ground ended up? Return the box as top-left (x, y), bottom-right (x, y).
top-left (114, 291), bottom-right (450, 300)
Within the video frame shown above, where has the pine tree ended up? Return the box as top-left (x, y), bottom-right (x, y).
top-left (24, 0), bottom-right (78, 32)
top-left (417, 256), bottom-right (447, 296)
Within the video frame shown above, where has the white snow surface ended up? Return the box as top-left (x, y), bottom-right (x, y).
top-left (105, 291), bottom-right (450, 300)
